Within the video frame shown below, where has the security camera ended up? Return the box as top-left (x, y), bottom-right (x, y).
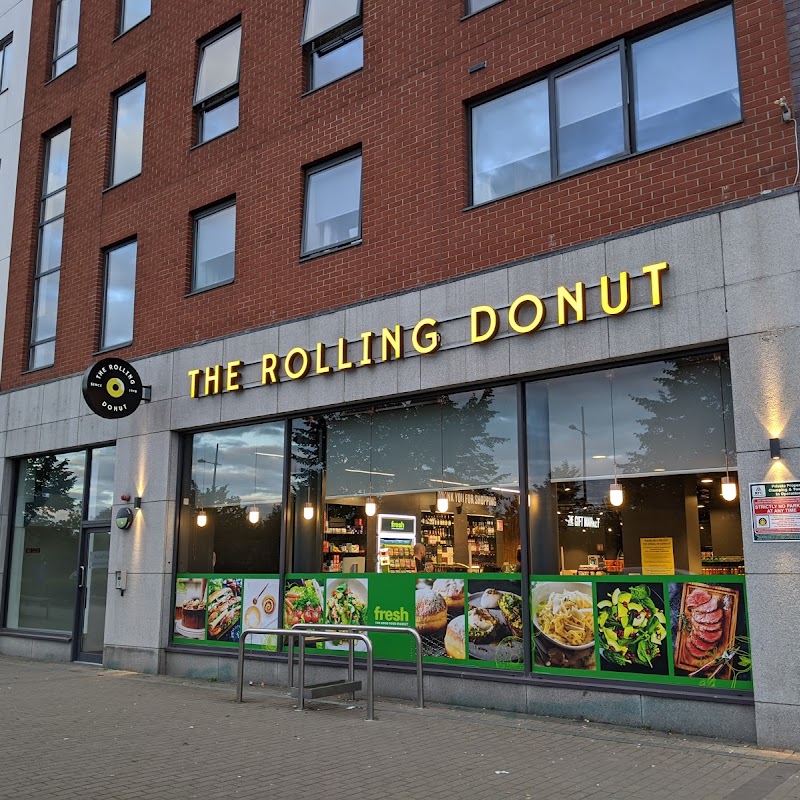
top-left (775, 96), bottom-right (793, 123)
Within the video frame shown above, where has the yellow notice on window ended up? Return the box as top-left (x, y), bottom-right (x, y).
top-left (640, 537), bottom-right (675, 576)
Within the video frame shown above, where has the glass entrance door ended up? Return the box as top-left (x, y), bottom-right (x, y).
top-left (76, 528), bottom-right (111, 662)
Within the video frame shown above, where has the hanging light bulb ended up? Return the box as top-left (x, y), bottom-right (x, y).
top-left (196, 510), bottom-right (208, 527)
top-left (436, 491), bottom-right (449, 513)
top-left (247, 505), bottom-right (261, 524)
top-left (303, 501), bottom-right (314, 520)
top-left (608, 376), bottom-right (623, 508)
top-left (717, 357), bottom-right (738, 502)
top-left (721, 476), bottom-right (738, 501)
top-left (364, 409), bottom-right (377, 518)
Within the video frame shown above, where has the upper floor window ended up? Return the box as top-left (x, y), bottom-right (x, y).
top-left (470, 6), bottom-right (740, 205)
top-left (192, 199), bottom-right (236, 291)
top-left (0, 35), bottom-right (12, 92)
top-left (302, 150), bottom-right (362, 257)
top-left (30, 125), bottom-right (71, 369)
top-left (194, 23), bottom-right (240, 144)
top-left (302, 0), bottom-right (362, 91)
top-left (466, 0), bottom-right (503, 14)
top-left (120, 0), bottom-right (150, 34)
top-left (101, 239), bottom-right (137, 350)
top-left (52, 0), bottom-right (80, 78)
top-left (110, 79), bottom-right (146, 186)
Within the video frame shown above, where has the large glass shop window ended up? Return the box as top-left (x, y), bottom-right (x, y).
top-left (290, 385), bottom-right (521, 574)
top-left (178, 422), bottom-right (285, 574)
top-left (6, 451), bottom-right (86, 633)
top-left (526, 353), bottom-right (742, 576)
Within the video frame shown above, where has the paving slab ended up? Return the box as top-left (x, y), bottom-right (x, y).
top-left (0, 655), bottom-right (799, 799)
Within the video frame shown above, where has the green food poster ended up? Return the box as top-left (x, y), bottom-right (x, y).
top-left (173, 571), bottom-right (752, 690)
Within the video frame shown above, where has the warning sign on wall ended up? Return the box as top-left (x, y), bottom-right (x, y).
top-left (751, 482), bottom-right (800, 542)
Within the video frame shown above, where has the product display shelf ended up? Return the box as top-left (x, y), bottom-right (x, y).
top-left (420, 511), bottom-right (455, 565)
top-left (701, 555), bottom-right (745, 575)
top-left (322, 526), bottom-right (366, 558)
top-left (467, 514), bottom-right (496, 565)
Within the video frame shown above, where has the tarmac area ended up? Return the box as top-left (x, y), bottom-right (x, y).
top-left (1, 655), bottom-right (800, 800)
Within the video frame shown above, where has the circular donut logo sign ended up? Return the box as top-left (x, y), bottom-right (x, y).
top-left (82, 358), bottom-right (143, 419)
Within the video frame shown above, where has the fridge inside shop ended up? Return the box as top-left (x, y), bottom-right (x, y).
top-left (377, 514), bottom-right (417, 572)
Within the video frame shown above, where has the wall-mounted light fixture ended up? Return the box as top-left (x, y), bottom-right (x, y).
top-left (133, 497), bottom-right (142, 509)
top-left (770, 438), bottom-right (782, 460)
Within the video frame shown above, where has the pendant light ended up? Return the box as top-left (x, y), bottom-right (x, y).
top-left (437, 397), bottom-right (450, 513)
top-left (303, 482), bottom-right (314, 520)
top-left (365, 409), bottom-right (377, 516)
top-left (717, 357), bottom-right (738, 502)
top-left (197, 452), bottom-right (208, 526)
top-left (248, 452), bottom-right (261, 524)
top-left (609, 376), bottom-right (624, 507)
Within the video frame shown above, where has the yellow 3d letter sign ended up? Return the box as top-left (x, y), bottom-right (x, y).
top-left (189, 262), bottom-right (668, 397)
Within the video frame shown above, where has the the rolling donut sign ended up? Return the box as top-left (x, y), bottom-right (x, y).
top-left (82, 358), bottom-right (143, 419)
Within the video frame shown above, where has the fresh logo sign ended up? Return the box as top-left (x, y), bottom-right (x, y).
top-left (373, 605), bottom-right (409, 625)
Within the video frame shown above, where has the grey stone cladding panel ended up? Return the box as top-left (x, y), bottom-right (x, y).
top-left (725, 270), bottom-right (800, 338)
top-left (7, 383), bottom-right (42, 430)
top-left (103, 571), bottom-right (171, 651)
top-left (743, 571), bottom-right (800, 707)
top-left (38, 418), bottom-right (80, 453)
top-left (729, 328), bottom-right (800, 453)
top-left (721, 192), bottom-right (800, 286)
top-left (754, 699), bottom-right (800, 751)
top-left (652, 213), bottom-right (725, 296)
top-left (6, 425), bottom-right (41, 456)
top-left (41, 375), bottom-right (81, 424)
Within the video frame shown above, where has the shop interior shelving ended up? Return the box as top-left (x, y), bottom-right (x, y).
top-left (467, 514), bottom-right (496, 565)
top-left (420, 510), bottom-right (454, 565)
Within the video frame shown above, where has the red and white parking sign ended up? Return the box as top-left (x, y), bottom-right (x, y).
top-left (751, 483), bottom-right (800, 542)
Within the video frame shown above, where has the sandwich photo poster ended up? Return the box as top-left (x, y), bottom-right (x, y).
top-left (529, 574), bottom-right (753, 690)
top-left (172, 574), bottom-right (279, 651)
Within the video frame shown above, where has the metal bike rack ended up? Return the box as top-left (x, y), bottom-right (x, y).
top-left (291, 623), bottom-right (425, 709)
top-left (236, 627), bottom-right (375, 720)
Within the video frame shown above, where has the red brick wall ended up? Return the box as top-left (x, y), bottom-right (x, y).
top-left (3, 0), bottom-right (795, 389)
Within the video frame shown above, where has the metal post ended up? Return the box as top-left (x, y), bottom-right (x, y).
top-left (297, 634), bottom-right (306, 711)
top-left (411, 629), bottom-right (424, 709)
top-left (365, 637), bottom-right (374, 721)
top-left (236, 630), bottom-right (247, 703)
top-left (287, 633), bottom-right (294, 689)
top-left (347, 637), bottom-right (355, 700)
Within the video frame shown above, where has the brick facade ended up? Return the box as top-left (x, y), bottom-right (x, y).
top-left (3, 0), bottom-right (796, 389)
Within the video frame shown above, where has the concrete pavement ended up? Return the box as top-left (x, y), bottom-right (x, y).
top-left (1, 655), bottom-right (799, 799)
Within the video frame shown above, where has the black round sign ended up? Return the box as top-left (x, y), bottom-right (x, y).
top-left (82, 358), bottom-right (143, 419)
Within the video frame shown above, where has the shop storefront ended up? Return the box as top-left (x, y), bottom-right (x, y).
top-left (2, 192), bottom-right (798, 745)
top-left (171, 351), bottom-right (751, 693)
